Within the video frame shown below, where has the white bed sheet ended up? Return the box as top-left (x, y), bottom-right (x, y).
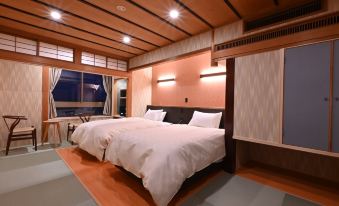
top-left (71, 117), bottom-right (171, 160)
top-left (105, 124), bottom-right (225, 206)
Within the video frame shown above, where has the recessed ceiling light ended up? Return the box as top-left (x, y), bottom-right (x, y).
top-left (50, 11), bottom-right (61, 20)
top-left (116, 5), bottom-right (126, 12)
top-left (169, 9), bottom-right (179, 19)
top-left (123, 36), bottom-right (131, 44)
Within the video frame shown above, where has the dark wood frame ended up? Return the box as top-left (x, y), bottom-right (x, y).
top-left (224, 58), bottom-right (236, 173)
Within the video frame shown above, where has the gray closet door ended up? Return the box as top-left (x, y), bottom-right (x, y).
top-left (283, 42), bottom-right (331, 151)
top-left (333, 40), bottom-right (339, 152)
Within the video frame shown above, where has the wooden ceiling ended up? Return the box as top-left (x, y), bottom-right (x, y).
top-left (0, 0), bottom-right (314, 60)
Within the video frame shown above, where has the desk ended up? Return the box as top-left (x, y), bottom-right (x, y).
top-left (42, 119), bottom-right (63, 145)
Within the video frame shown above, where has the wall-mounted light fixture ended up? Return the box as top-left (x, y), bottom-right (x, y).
top-left (200, 72), bottom-right (226, 78)
top-left (157, 78), bottom-right (175, 83)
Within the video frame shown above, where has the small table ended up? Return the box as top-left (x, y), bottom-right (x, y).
top-left (42, 119), bottom-right (63, 145)
top-left (113, 115), bottom-right (124, 119)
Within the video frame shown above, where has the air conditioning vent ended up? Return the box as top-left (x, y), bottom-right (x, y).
top-left (245, 0), bottom-right (323, 31)
top-left (215, 12), bottom-right (339, 52)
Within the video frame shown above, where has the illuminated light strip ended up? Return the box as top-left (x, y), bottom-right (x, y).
top-left (200, 72), bottom-right (226, 78)
top-left (157, 78), bottom-right (175, 83)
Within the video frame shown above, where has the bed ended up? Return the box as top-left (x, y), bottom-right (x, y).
top-left (105, 106), bottom-right (226, 206)
top-left (71, 117), bottom-right (171, 160)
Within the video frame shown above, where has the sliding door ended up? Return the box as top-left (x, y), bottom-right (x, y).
top-left (333, 40), bottom-right (339, 152)
top-left (283, 42), bottom-right (331, 151)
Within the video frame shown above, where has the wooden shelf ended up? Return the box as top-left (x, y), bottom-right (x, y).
top-left (234, 136), bottom-right (339, 158)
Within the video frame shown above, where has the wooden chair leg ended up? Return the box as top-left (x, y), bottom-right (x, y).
top-left (42, 123), bottom-right (49, 146)
top-left (33, 129), bottom-right (37, 151)
top-left (56, 123), bottom-right (62, 144)
top-left (67, 125), bottom-right (70, 142)
top-left (5, 133), bottom-right (12, 156)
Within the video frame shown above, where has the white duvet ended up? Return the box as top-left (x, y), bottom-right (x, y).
top-left (105, 124), bottom-right (225, 206)
top-left (71, 117), bottom-right (170, 160)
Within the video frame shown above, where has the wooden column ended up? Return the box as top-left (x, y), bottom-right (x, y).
top-left (41, 66), bottom-right (49, 142)
top-left (224, 58), bottom-right (236, 173)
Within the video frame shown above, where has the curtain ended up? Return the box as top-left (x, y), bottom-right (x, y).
top-left (48, 67), bottom-right (62, 119)
top-left (103, 75), bottom-right (113, 115)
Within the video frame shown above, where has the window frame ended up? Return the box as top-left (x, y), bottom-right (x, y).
top-left (54, 70), bottom-right (109, 117)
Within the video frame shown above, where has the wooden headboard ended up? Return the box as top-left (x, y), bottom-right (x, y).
top-left (146, 105), bottom-right (225, 129)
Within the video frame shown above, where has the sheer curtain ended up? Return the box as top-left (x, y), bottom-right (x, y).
top-left (49, 67), bottom-right (62, 119)
top-left (102, 75), bottom-right (113, 115)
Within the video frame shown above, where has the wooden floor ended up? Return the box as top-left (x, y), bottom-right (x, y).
top-left (237, 163), bottom-right (339, 206)
top-left (56, 147), bottom-right (223, 206)
top-left (57, 147), bottom-right (339, 206)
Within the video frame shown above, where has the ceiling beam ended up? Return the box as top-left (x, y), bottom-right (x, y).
top-left (223, 0), bottom-right (242, 19)
top-left (79, 0), bottom-right (175, 43)
top-left (33, 0), bottom-right (160, 48)
top-left (126, 0), bottom-right (192, 37)
top-left (174, 0), bottom-right (213, 28)
top-left (273, 0), bottom-right (279, 6)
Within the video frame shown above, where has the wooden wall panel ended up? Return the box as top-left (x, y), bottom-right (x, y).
top-left (234, 49), bottom-right (283, 143)
top-left (129, 31), bottom-right (212, 69)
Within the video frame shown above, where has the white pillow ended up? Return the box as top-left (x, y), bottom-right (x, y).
top-left (188, 111), bottom-right (222, 128)
top-left (159, 112), bottom-right (167, 122)
top-left (144, 109), bottom-right (163, 121)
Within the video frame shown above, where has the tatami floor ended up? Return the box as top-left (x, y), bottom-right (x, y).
top-left (0, 140), bottom-right (72, 157)
top-left (1, 146), bottom-right (338, 206)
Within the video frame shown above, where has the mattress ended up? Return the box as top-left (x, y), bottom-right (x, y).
top-left (71, 117), bottom-right (171, 160)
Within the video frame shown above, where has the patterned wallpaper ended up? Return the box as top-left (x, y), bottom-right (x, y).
top-left (214, 21), bottom-right (243, 45)
top-left (0, 59), bottom-right (42, 149)
top-left (129, 31), bottom-right (212, 68)
top-left (131, 67), bottom-right (152, 117)
top-left (234, 50), bottom-right (283, 143)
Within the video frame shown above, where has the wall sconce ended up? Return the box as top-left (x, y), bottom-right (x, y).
top-left (157, 78), bottom-right (175, 83)
top-left (157, 76), bottom-right (176, 86)
top-left (200, 72), bottom-right (226, 78)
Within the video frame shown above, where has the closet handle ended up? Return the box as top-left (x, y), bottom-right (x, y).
top-left (324, 97), bottom-right (329, 101)
top-left (335, 97), bottom-right (339, 101)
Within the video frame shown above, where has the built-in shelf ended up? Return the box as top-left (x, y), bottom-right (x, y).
top-left (234, 136), bottom-right (339, 158)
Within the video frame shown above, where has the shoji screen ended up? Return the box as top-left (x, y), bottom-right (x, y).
top-left (283, 42), bottom-right (331, 151)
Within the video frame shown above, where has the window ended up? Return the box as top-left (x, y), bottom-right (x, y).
top-left (0, 33), bottom-right (37, 55)
top-left (82, 52), bottom-right (127, 71)
top-left (107, 58), bottom-right (127, 71)
top-left (39, 42), bottom-right (73, 62)
top-left (81, 52), bottom-right (106, 68)
top-left (53, 70), bottom-right (109, 117)
top-left (0, 33), bottom-right (74, 61)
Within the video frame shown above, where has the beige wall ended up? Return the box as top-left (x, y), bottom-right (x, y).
top-left (234, 50), bottom-right (283, 143)
top-left (0, 59), bottom-right (42, 149)
top-left (131, 67), bottom-right (152, 117)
